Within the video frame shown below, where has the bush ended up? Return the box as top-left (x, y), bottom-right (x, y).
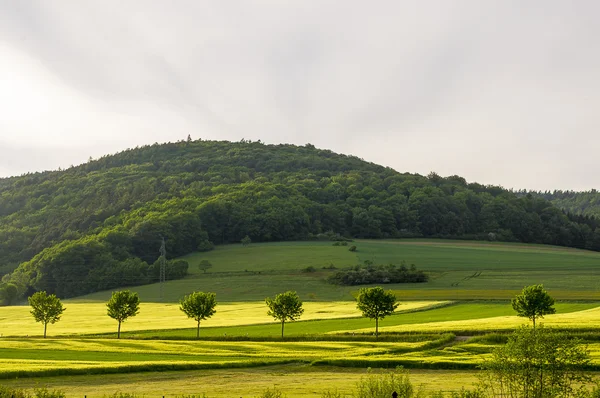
top-left (0, 386), bottom-right (28, 398)
top-left (354, 367), bottom-right (417, 398)
top-left (197, 240), bottom-right (215, 252)
top-left (321, 390), bottom-right (346, 398)
top-left (480, 326), bottom-right (593, 398)
top-left (103, 394), bottom-right (139, 398)
top-left (257, 387), bottom-right (286, 398)
top-left (0, 387), bottom-right (66, 398)
top-left (34, 390), bottom-right (65, 398)
top-left (303, 266), bottom-right (317, 273)
top-left (327, 262), bottom-right (428, 286)
top-left (450, 388), bottom-right (485, 398)
top-left (349, 245), bottom-right (357, 252)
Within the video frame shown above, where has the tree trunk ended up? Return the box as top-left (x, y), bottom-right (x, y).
top-left (375, 317), bottom-right (379, 339)
top-left (44, 322), bottom-right (47, 338)
top-left (197, 320), bottom-right (200, 339)
top-left (281, 320), bottom-right (285, 338)
top-left (118, 321), bottom-right (121, 339)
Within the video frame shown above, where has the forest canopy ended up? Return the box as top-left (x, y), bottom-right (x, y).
top-left (1, 139), bottom-right (599, 301)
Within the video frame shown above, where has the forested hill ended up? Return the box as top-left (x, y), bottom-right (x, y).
top-left (527, 190), bottom-right (600, 218)
top-left (1, 139), bottom-right (600, 302)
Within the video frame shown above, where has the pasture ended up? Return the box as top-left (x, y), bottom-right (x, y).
top-left (0, 366), bottom-right (481, 397)
top-left (73, 239), bottom-right (600, 302)
top-left (2, 239), bottom-right (600, 396)
top-left (0, 301), bottom-right (446, 337)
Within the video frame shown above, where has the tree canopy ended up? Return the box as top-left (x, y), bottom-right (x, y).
top-left (481, 326), bottom-right (591, 397)
top-left (179, 291), bottom-right (217, 338)
top-left (356, 287), bottom-right (398, 338)
top-left (106, 290), bottom-right (140, 338)
top-left (28, 291), bottom-right (65, 338)
top-left (511, 284), bottom-right (556, 328)
top-left (265, 291), bottom-right (304, 338)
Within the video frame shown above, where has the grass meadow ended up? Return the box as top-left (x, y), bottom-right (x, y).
top-left (0, 365), bottom-right (481, 397)
top-left (74, 239), bottom-right (600, 302)
top-left (2, 239), bottom-right (600, 395)
top-left (0, 301), bottom-right (446, 337)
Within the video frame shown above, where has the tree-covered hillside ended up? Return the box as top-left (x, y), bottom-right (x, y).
top-left (1, 139), bottom-right (599, 302)
top-left (528, 190), bottom-right (600, 218)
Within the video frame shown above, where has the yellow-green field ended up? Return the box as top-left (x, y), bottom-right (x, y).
top-left (0, 301), bottom-right (447, 337)
top-left (3, 239), bottom-right (600, 396)
top-left (1, 366), bottom-right (481, 397)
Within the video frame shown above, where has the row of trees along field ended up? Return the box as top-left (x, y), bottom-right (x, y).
top-left (28, 287), bottom-right (397, 339)
top-left (1, 139), bottom-right (600, 301)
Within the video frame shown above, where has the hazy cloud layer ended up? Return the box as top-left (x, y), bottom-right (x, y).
top-left (1, 1), bottom-right (599, 190)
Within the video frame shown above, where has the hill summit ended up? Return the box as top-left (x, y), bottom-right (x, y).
top-left (1, 139), bottom-right (599, 302)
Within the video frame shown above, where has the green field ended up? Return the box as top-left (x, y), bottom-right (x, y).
top-left (74, 239), bottom-right (600, 302)
top-left (3, 239), bottom-right (600, 396)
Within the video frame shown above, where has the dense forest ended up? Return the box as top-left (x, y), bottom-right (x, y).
top-left (526, 190), bottom-right (600, 218)
top-left (1, 139), bottom-right (600, 303)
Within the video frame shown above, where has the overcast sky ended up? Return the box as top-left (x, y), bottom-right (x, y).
top-left (0, 1), bottom-right (598, 191)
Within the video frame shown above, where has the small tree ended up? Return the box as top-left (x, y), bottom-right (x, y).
top-left (356, 287), bottom-right (398, 338)
top-left (107, 290), bottom-right (140, 339)
top-left (511, 284), bottom-right (555, 329)
top-left (28, 291), bottom-right (65, 338)
top-left (197, 260), bottom-right (213, 274)
top-left (265, 291), bottom-right (304, 338)
top-left (241, 235), bottom-right (252, 246)
top-left (480, 326), bottom-right (592, 398)
top-left (179, 291), bottom-right (217, 338)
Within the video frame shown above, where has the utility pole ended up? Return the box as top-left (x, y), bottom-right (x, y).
top-left (159, 237), bottom-right (166, 301)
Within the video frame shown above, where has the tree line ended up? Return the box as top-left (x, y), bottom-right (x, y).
top-left (28, 287), bottom-right (397, 339)
top-left (2, 140), bottom-right (600, 302)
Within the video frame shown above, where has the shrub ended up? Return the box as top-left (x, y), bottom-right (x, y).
top-left (104, 394), bottom-right (140, 398)
top-left (321, 389), bottom-right (347, 398)
top-left (450, 388), bottom-right (485, 398)
top-left (349, 245), bottom-right (357, 252)
top-left (34, 389), bottom-right (66, 398)
top-left (257, 387), bottom-right (286, 398)
top-left (197, 240), bottom-right (215, 252)
top-left (0, 386), bottom-right (29, 398)
top-left (303, 266), bottom-right (316, 273)
top-left (0, 387), bottom-right (66, 398)
top-left (354, 367), bottom-right (417, 398)
top-left (327, 262), bottom-right (428, 286)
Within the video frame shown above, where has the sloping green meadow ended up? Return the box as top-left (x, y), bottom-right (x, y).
top-left (74, 239), bottom-right (600, 302)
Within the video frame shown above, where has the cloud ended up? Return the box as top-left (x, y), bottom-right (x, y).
top-left (0, 1), bottom-right (599, 190)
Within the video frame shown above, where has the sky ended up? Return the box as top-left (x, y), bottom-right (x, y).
top-left (0, 1), bottom-right (599, 191)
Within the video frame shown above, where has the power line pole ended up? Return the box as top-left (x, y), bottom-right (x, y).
top-left (159, 237), bottom-right (166, 301)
